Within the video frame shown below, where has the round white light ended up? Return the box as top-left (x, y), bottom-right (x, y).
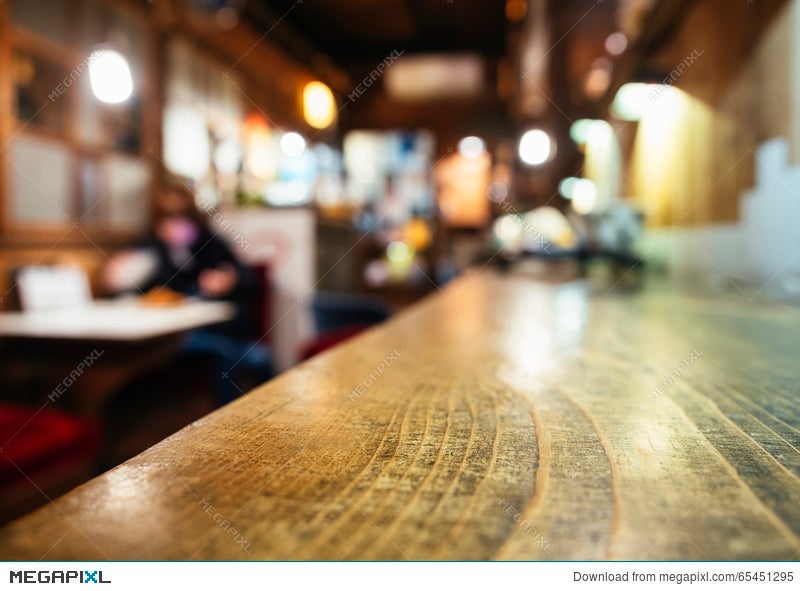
top-left (570, 119), bottom-right (594, 144)
top-left (519, 129), bottom-right (552, 165)
top-left (493, 216), bottom-right (522, 242)
top-left (280, 132), bottom-right (306, 156)
top-left (492, 215), bottom-right (524, 254)
top-left (458, 136), bottom-right (486, 159)
top-left (364, 260), bottom-right (390, 287)
top-left (572, 179), bottom-right (598, 214)
top-left (605, 32), bottom-right (628, 56)
top-left (387, 241), bottom-right (412, 263)
top-left (558, 177), bottom-right (581, 199)
top-left (570, 119), bottom-right (613, 146)
top-left (88, 48), bottom-right (133, 104)
top-left (487, 180), bottom-right (509, 203)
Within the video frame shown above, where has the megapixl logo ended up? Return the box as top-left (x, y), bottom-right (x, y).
top-left (9, 570), bottom-right (111, 584)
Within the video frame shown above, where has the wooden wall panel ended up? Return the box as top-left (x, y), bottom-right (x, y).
top-left (626, 0), bottom-right (795, 226)
top-left (0, 0), bottom-right (329, 309)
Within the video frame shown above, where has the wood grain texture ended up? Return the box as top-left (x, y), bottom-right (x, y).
top-left (0, 271), bottom-right (798, 560)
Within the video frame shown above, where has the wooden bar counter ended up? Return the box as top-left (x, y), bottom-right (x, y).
top-left (1, 271), bottom-right (798, 560)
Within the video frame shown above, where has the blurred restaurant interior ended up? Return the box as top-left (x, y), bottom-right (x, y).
top-left (0, 0), bottom-right (799, 560)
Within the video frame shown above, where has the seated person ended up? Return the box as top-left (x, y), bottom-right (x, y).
top-left (103, 181), bottom-right (273, 406)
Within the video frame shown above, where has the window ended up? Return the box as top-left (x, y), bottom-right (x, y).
top-left (2, 0), bottom-right (153, 237)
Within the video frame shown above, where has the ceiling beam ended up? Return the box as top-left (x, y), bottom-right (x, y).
top-left (244, 1), bottom-right (352, 94)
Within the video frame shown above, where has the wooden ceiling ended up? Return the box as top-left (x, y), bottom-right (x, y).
top-left (246, 0), bottom-right (623, 126)
top-left (253, 0), bottom-right (509, 64)
top-left (242, 0), bottom-right (786, 130)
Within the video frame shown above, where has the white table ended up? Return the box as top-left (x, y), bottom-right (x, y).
top-left (0, 299), bottom-right (236, 412)
top-left (0, 299), bottom-right (235, 341)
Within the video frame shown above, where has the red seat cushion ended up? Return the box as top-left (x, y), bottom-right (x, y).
top-left (0, 405), bottom-right (100, 487)
top-left (299, 324), bottom-right (371, 361)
